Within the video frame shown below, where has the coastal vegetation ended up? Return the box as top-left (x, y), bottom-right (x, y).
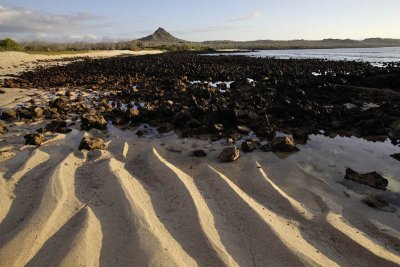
top-left (2, 28), bottom-right (400, 53)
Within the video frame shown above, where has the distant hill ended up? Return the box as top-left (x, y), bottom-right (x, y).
top-left (135, 28), bottom-right (400, 50)
top-left (139, 27), bottom-right (184, 43)
top-left (16, 28), bottom-right (400, 52)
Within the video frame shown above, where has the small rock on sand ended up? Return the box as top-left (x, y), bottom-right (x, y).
top-left (81, 113), bottom-right (107, 130)
top-left (79, 136), bottom-right (106, 151)
top-left (362, 195), bottom-right (395, 212)
top-left (219, 146), bottom-right (240, 162)
top-left (192, 150), bottom-right (207, 157)
top-left (0, 122), bottom-right (8, 134)
top-left (271, 136), bottom-right (299, 152)
top-left (344, 168), bottom-right (388, 191)
top-left (33, 107), bottom-right (45, 118)
top-left (24, 132), bottom-right (46, 146)
top-left (241, 139), bottom-right (257, 152)
top-left (0, 109), bottom-right (17, 121)
top-left (157, 123), bottom-right (174, 133)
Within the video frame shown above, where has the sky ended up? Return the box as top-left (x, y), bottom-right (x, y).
top-left (0, 0), bottom-right (399, 42)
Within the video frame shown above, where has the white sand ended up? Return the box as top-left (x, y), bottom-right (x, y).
top-left (0, 50), bottom-right (162, 76)
top-left (0, 52), bottom-right (400, 266)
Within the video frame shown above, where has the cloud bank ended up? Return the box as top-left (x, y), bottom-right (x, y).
top-left (0, 5), bottom-right (106, 42)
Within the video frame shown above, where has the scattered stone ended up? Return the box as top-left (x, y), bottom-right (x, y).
top-left (271, 136), bottom-right (299, 152)
top-left (45, 120), bottom-right (70, 133)
top-left (260, 143), bottom-right (272, 152)
top-left (4, 53), bottom-right (400, 146)
top-left (390, 153), bottom-right (400, 162)
top-left (136, 130), bottom-right (144, 136)
top-left (219, 146), bottom-right (240, 162)
top-left (344, 168), bottom-right (388, 191)
top-left (0, 110), bottom-right (17, 121)
top-left (24, 132), bottom-right (46, 146)
top-left (157, 123), bottom-right (174, 133)
top-left (33, 107), bottom-right (45, 118)
top-left (362, 195), bottom-right (394, 212)
top-left (241, 139), bottom-right (257, 152)
top-left (50, 97), bottom-right (70, 112)
top-left (79, 136), bottom-right (106, 150)
top-left (228, 132), bottom-right (241, 142)
top-left (211, 124), bottom-right (224, 133)
top-left (0, 122), bottom-right (8, 134)
top-left (81, 113), bottom-right (107, 130)
top-left (192, 150), bottom-right (207, 157)
top-left (237, 125), bottom-right (251, 135)
top-left (128, 108), bottom-right (140, 118)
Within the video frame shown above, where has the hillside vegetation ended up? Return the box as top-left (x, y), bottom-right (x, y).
top-left (2, 28), bottom-right (400, 52)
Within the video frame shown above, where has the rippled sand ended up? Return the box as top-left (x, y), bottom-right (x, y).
top-left (0, 53), bottom-right (400, 266)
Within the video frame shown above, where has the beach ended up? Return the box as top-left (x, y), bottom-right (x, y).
top-left (0, 51), bottom-right (399, 266)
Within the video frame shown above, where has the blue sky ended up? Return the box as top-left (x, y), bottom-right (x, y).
top-left (1, 0), bottom-right (399, 42)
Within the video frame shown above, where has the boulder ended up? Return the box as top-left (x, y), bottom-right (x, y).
top-left (157, 123), bottom-right (174, 133)
top-left (237, 125), bottom-right (251, 135)
top-left (128, 108), bottom-right (140, 118)
top-left (50, 97), bottom-right (70, 111)
top-left (192, 150), bottom-right (207, 157)
top-left (227, 131), bottom-right (241, 142)
top-left (0, 122), bottom-right (8, 134)
top-left (241, 139), bottom-right (257, 152)
top-left (362, 195), bottom-right (394, 212)
top-left (271, 136), bottom-right (299, 152)
top-left (260, 143), bottom-right (272, 152)
top-left (46, 120), bottom-right (69, 133)
top-left (33, 107), bottom-right (45, 118)
top-left (0, 109), bottom-right (17, 121)
top-left (79, 136), bottom-right (106, 151)
top-left (218, 146), bottom-right (240, 162)
top-left (24, 132), bottom-right (46, 146)
top-left (81, 113), bottom-right (107, 130)
top-left (344, 168), bottom-right (388, 191)
top-left (210, 123), bottom-right (224, 133)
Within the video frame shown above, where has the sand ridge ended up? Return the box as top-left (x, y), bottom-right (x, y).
top-left (0, 52), bottom-right (400, 266)
top-left (0, 125), bottom-right (399, 266)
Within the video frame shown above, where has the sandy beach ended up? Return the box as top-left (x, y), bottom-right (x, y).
top-left (0, 50), bottom-right (163, 77)
top-left (0, 51), bottom-right (400, 266)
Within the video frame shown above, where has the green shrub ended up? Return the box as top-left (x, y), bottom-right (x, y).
top-left (0, 38), bottom-right (20, 51)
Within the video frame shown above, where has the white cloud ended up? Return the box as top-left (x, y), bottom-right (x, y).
top-left (0, 5), bottom-right (105, 35)
top-left (226, 11), bottom-right (262, 23)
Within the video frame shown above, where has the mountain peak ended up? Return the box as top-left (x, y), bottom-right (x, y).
top-left (139, 27), bottom-right (183, 43)
top-left (155, 27), bottom-right (167, 34)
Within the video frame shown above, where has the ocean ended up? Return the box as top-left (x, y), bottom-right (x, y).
top-left (213, 47), bottom-right (400, 63)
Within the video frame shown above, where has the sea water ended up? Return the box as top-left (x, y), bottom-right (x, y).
top-left (211, 47), bottom-right (400, 63)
